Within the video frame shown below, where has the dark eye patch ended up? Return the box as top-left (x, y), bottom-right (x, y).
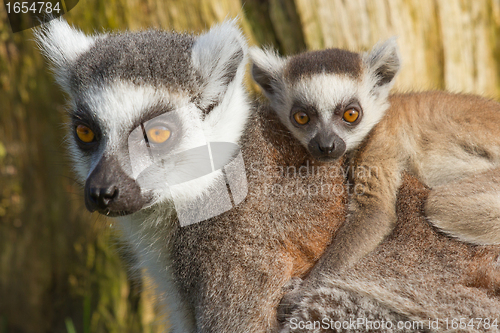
top-left (332, 97), bottom-right (361, 116)
top-left (71, 107), bottom-right (102, 150)
top-left (144, 112), bottom-right (183, 154)
top-left (128, 107), bottom-right (185, 163)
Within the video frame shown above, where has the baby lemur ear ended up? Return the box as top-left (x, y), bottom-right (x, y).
top-left (34, 18), bottom-right (98, 94)
top-left (191, 19), bottom-right (248, 113)
top-left (362, 37), bottom-right (401, 90)
top-left (249, 47), bottom-right (286, 101)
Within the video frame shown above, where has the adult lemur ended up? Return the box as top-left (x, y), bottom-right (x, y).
top-left (251, 39), bottom-right (500, 307)
top-left (35, 18), bottom-right (351, 332)
top-left (36, 18), bottom-right (500, 333)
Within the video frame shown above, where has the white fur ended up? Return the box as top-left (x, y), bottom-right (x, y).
top-left (429, 190), bottom-right (500, 245)
top-left (415, 147), bottom-right (497, 187)
top-left (354, 37), bottom-right (401, 148)
top-left (67, 82), bottom-right (196, 181)
top-left (35, 19), bottom-right (251, 333)
top-left (250, 39), bottom-right (401, 154)
top-left (117, 212), bottom-right (196, 332)
top-left (34, 18), bottom-right (101, 94)
top-left (192, 19), bottom-right (248, 111)
top-left (37, 18), bottom-right (251, 209)
top-left (361, 37), bottom-right (400, 93)
top-left (67, 79), bottom-right (250, 212)
top-left (256, 71), bottom-right (393, 152)
top-left (288, 75), bottom-right (370, 151)
top-left (202, 45), bottom-right (251, 145)
top-left (38, 18), bottom-right (251, 332)
top-left (425, 168), bottom-right (500, 245)
top-left (249, 47), bottom-right (287, 102)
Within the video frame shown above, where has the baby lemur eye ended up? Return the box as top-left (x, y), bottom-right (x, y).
top-left (343, 108), bottom-right (360, 123)
top-left (75, 124), bottom-right (95, 143)
top-left (147, 125), bottom-right (171, 144)
top-left (293, 111), bottom-right (310, 125)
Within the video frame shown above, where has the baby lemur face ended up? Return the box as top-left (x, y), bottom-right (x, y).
top-left (36, 19), bottom-right (249, 217)
top-left (251, 38), bottom-right (400, 161)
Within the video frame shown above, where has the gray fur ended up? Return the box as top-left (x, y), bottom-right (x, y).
top-left (36, 19), bottom-right (348, 332)
top-left (71, 31), bottom-right (197, 93)
top-left (361, 37), bottom-right (400, 87)
top-left (282, 286), bottom-right (409, 333)
top-left (250, 40), bottom-right (400, 160)
top-left (251, 42), bottom-right (500, 331)
top-left (282, 176), bottom-right (500, 333)
top-left (38, 20), bottom-right (500, 333)
top-left (249, 47), bottom-right (286, 102)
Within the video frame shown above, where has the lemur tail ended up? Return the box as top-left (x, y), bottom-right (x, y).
top-left (425, 167), bottom-right (500, 245)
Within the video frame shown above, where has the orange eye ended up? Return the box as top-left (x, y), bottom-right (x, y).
top-left (293, 111), bottom-right (310, 125)
top-left (147, 126), bottom-right (171, 144)
top-left (343, 108), bottom-right (359, 123)
top-left (76, 125), bottom-right (95, 143)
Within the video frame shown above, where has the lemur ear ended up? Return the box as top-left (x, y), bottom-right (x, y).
top-left (250, 47), bottom-right (286, 100)
top-left (34, 18), bottom-right (97, 94)
top-left (191, 19), bottom-right (247, 113)
top-left (362, 37), bottom-right (401, 89)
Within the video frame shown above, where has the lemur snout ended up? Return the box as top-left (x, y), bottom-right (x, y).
top-left (309, 132), bottom-right (346, 161)
top-left (84, 155), bottom-right (149, 216)
top-left (88, 186), bottom-right (118, 210)
top-left (317, 142), bottom-right (335, 154)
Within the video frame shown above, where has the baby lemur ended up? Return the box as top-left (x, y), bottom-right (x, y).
top-left (36, 18), bottom-right (352, 332)
top-left (38, 17), bottom-right (500, 331)
top-left (251, 39), bottom-right (500, 291)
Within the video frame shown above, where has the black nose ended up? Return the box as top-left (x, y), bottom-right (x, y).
top-left (308, 132), bottom-right (347, 161)
top-left (88, 186), bottom-right (118, 210)
top-left (317, 142), bottom-right (335, 154)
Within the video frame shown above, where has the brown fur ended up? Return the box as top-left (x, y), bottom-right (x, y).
top-left (169, 99), bottom-right (500, 332)
top-left (276, 90), bottom-right (500, 331)
top-left (284, 174), bottom-right (500, 332)
top-left (284, 49), bottom-right (362, 83)
top-left (42, 20), bottom-right (500, 330)
top-left (302, 91), bottom-right (500, 278)
top-left (169, 104), bottom-right (346, 332)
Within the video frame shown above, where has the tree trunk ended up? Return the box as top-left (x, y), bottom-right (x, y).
top-left (1, 0), bottom-right (500, 332)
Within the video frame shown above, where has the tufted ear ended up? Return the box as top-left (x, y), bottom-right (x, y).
top-left (191, 19), bottom-right (248, 113)
top-left (249, 47), bottom-right (286, 102)
top-left (362, 37), bottom-right (401, 94)
top-left (34, 18), bottom-right (98, 94)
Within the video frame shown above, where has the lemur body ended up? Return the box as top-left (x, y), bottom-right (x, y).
top-left (36, 19), bottom-right (347, 332)
top-left (251, 40), bottom-right (500, 296)
top-left (35, 19), bottom-right (500, 333)
top-left (282, 175), bottom-right (500, 333)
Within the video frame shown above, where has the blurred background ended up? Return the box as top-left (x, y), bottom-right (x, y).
top-left (2, 0), bottom-right (500, 332)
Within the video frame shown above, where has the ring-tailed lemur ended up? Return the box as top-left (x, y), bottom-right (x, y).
top-left (35, 18), bottom-right (356, 332)
top-left (250, 39), bottom-right (500, 314)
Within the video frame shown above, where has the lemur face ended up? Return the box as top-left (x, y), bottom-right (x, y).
top-left (251, 39), bottom-right (400, 161)
top-left (36, 19), bottom-right (248, 217)
top-left (69, 83), bottom-right (206, 216)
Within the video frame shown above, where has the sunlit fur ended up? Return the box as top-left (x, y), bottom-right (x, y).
top-left (252, 40), bottom-right (500, 328)
top-left (250, 38), bottom-right (399, 153)
top-left (36, 19), bottom-right (500, 332)
top-left (34, 19), bottom-right (101, 94)
top-left (251, 39), bottom-right (500, 252)
top-left (36, 18), bottom-right (250, 332)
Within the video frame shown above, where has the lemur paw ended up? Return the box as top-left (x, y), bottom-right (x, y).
top-left (277, 277), bottom-right (307, 324)
top-left (279, 284), bottom-right (408, 333)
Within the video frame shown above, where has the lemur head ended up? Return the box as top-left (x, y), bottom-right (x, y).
top-left (250, 38), bottom-right (400, 161)
top-left (35, 19), bottom-right (249, 217)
